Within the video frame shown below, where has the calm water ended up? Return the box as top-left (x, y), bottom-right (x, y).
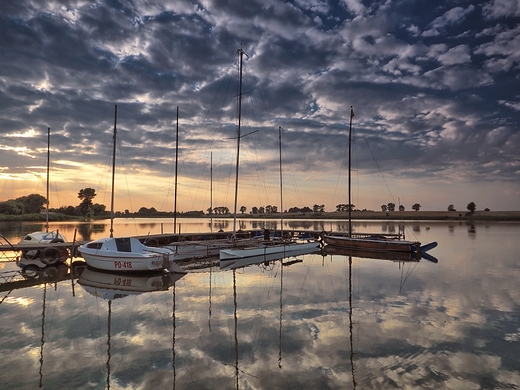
top-left (1, 218), bottom-right (519, 389)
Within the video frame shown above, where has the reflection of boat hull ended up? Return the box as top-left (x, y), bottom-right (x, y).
top-left (78, 267), bottom-right (185, 300)
top-left (323, 235), bottom-right (421, 253)
top-left (323, 245), bottom-right (420, 262)
top-left (220, 241), bottom-right (320, 261)
top-left (78, 237), bottom-right (177, 272)
top-left (220, 243), bottom-right (319, 269)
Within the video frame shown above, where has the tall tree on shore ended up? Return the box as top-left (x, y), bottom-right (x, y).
top-left (78, 188), bottom-right (97, 216)
top-left (467, 202), bottom-right (476, 213)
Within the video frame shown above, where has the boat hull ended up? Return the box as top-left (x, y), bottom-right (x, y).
top-left (79, 251), bottom-right (169, 272)
top-left (78, 237), bottom-right (177, 272)
top-left (323, 235), bottom-right (420, 253)
top-left (219, 241), bottom-right (320, 261)
top-left (220, 244), bottom-right (320, 270)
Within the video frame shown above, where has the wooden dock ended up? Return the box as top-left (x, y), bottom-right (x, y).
top-left (0, 228), bottom-right (322, 258)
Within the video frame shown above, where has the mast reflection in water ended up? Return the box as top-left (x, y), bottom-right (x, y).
top-left (1, 220), bottom-right (520, 389)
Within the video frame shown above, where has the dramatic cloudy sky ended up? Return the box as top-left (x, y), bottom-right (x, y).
top-left (1, 0), bottom-right (519, 213)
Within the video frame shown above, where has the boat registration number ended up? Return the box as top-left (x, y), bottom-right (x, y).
top-left (114, 261), bottom-right (132, 269)
top-left (113, 277), bottom-right (132, 286)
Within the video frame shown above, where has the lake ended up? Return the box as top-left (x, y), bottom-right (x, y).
top-left (1, 218), bottom-right (519, 389)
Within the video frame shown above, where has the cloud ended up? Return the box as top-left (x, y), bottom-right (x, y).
top-left (437, 44), bottom-right (472, 65)
top-left (483, 0), bottom-right (520, 19)
top-left (0, 0), bottom-right (519, 212)
top-left (422, 5), bottom-right (476, 36)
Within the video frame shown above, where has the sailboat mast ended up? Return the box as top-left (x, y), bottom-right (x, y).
top-left (174, 106), bottom-right (179, 235)
top-left (45, 127), bottom-right (50, 233)
top-left (279, 126), bottom-right (283, 239)
top-left (232, 49), bottom-right (245, 237)
top-left (348, 106), bottom-right (354, 237)
top-left (110, 105), bottom-right (117, 238)
top-left (210, 151), bottom-right (213, 231)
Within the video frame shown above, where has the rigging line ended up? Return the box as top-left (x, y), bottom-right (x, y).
top-left (246, 268), bottom-right (275, 374)
top-left (399, 261), bottom-right (419, 294)
top-left (256, 86), bottom-right (311, 211)
top-left (112, 295), bottom-right (138, 375)
top-left (178, 55), bottom-right (236, 165)
top-left (81, 287), bottom-right (104, 374)
top-left (361, 134), bottom-right (419, 239)
top-left (45, 281), bottom-right (62, 340)
top-left (114, 130), bottom-right (140, 234)
top-left (172, 276), bottom-right (216, 379)
top-left (362, 134), bottom-right (394, 200)
top-left (329, 128), bottom-right (350, 213)
top-left (163, 56), bottom-right (237, 213)
top-left (96, 136), bottom-right (114, 214)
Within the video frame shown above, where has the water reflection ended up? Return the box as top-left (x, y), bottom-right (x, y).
top-left (1, 221), bottom-right (520, 389)
top-left (76, 267), bottom-right (184, 389)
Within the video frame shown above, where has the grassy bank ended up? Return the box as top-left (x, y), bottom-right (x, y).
top-left (2, 211), bottom-right (519, 222)
top-left (0, 213), bottom-right (77, 222)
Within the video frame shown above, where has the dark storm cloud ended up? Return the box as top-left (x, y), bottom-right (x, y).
top-left (0, 0), bottom-right (519, 210)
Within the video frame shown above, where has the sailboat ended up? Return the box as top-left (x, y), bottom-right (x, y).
top-left (322, 107), bottom-right (437, 255)
top-left (163, 109), bottom-right (258, 261)
top-left (219, 56), bottom-right (320, 261)
top-left (19, 127), bottom-right (68, 265)
top-left (78, 106), bottom-right (183, 273)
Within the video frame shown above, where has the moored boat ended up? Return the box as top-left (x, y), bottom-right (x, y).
top-left (77, 106), bottom-right (184, 274)
top-left (78, 237), bottom-right (184, 272)
top-left (220, 240), bottom-right (320, 261)
top-left (322, 106), bottom-right (437, 255)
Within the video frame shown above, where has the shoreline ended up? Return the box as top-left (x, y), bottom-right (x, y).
top-left (219, 210), bottom-right (520, 221)
top-left (2, 210), bottom-right (520, 223)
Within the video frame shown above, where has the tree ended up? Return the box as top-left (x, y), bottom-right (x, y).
top-left (387, 203), bottom-right (395, 212)
top-left (399, 205), bottom-right (405, 212)
top-left (138, 207), bottom-right (153, 215)
top-left (381, 204), bottom-right (388, 212)
top-left (240, 206), bottom-right (247, 214)
top-left (16, 194), bottom-right (47, 214)
top-left (0, 200), bottom-right (24, 215)
top-left (78, 188), bottom-right (97, 216)
top-left (467, 202), bottom-right (476, 213)
top-left (448, 204), bottom-right (456, 211)
top-left (313, 204), bottom-right (325, 213)
top-left (57, 205), bottom-right (76, 216)
top-left (91, 203), bottom-right (107, 216)
top-left (213, 206), bottom-right (229, 214)
top-left (412, 203), bottom-right (421, 211)
top-left (251, 206), bottom-right (259, 215)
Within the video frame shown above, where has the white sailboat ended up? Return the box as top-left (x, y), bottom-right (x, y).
top-left (78, 106), bottom-right (183, 273)
top-left (19, 127), bottom-right (68, 265)
top-left (219, 117), bottom-right (320, 261)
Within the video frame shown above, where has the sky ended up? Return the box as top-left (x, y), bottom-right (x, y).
top-left (1, 0), bottom-right (519, 213)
